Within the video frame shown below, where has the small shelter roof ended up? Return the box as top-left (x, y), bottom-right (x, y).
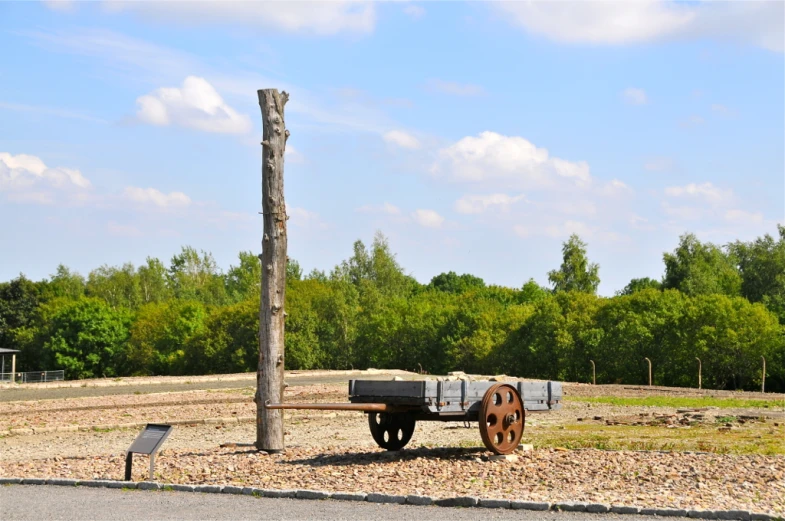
top-left (0, 348), bottom-right (20, 354)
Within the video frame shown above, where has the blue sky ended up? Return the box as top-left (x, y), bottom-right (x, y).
top-left (1, 1), bottom-right (783, 295)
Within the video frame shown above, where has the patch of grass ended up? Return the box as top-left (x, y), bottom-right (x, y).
top-left (567, 395), bottom-right (779, 409)
top-left (716, 416), bottom-right (737, 424)
top-left (91, 427), bottom-right (113, 433)
top-left (530, 421), bottom-right (785, 455)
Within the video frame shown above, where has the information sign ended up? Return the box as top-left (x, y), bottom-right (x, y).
top-left (124, 424), bottom-right (173, 481)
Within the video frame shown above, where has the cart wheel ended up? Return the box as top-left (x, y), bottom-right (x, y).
top-left (368, 412), bottom-right (415, 451)
top-left (478, 383), bottom-right (525, 455)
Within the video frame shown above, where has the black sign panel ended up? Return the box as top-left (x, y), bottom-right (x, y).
top-left (128, 424), bottom-right (173, 455)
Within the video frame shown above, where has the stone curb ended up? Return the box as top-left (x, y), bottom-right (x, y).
top-left (1, 479), bottom-right (782, 520)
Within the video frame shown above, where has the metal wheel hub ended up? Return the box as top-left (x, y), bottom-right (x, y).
top-left (478, 383), bottom-right (525, 455)
top-left (368, 412), bottom-right (416, 451)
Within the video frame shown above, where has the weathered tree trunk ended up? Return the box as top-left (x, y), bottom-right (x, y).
top-left (255, 89), bottom-right (289, 453)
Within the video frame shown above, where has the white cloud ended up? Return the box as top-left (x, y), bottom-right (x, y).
top-left (599, 179), bottom-right (633, 197)
top-left (42, 0), bottom-right (75, 12)
top-left (285, 145), bottom-right (305, 164)
top-left (287, 205), bottom-right (329, 230)
top-left (382, 130), bottom-right (421, 150)
top-left (0, 101), bottom-right (107, 124)
top-left (664, 182), bottom-right (732, 205)
top-left (356, 202), bottom-right (401, 215)
top-left (679, 115), bottom-right (705, 128)
top-left (424, 79), bottom-right (485, 96)
top-left (0, 152), bottom-right (91, 205)
top-left (107, 221), bottom-right (142, 237)
top-left (454, 193), bottom-right (525, 214)
top-left (403, 4), bottom-right (425, 20)
top-left (711, 104), bottom-right (730, 114)
top-left (725, 209), bottom-right (764, 225)
top-left (661, 202), bottom-right (704, 221)
top-left (431, 131), bottom-right (590, 189)
top-left (136, 76), bottom-right (252, 134)
top-left (514, 220), bottom-right (611, 240)
top-left (412, 209), bottom-right (444, 228)
top-left (622, 88), bottom-right (648, 105)
top-left (644, 157), bottom-right (674, 172)
top-left (493, 1), bottom-right (784, 52)
top-left (98, 1), bottom-right (376, 35)
top-left (122, 186), bottom-right (191, 208)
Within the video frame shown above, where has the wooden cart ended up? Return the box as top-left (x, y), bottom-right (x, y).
top-left (267, 379), bottom-right (562, 454)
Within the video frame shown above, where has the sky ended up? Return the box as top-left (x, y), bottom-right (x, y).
top-left (0, 0), bottom-right (783, 296)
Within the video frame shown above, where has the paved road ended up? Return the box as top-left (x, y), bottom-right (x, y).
top-left (0, 485), bottom-right (672, 521)
top-left (0, 374), bottom-right (418, 402)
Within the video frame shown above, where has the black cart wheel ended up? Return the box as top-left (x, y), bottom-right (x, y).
top-left (368, 412), bottom-right (416, 451)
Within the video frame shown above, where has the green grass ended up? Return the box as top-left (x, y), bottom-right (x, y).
top-left (567, 395), bottom-right (782, 409)
top-left (529, 422), bottom-right (785, 455)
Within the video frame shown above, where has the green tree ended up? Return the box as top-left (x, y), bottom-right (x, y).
top-left (137, 257), bottom-right (170, 304)
top-left (168, 246), bottom-right (227, 305)
top-left (662, 233), bottom-right (741, 297)
top-left (548, 234), bottom-right (600, 294)
top-left (127, 300), bottom-right (207, 375)
top-left (226, 251), bottom-right (261, 302)
top-left (44, 265), bottom-right (85, 300)
top-left (429, 271), bottom-right (485, 294)
top-left (39, 297), bottom-right (131, 379)
top-left (729, 225), bottom-right (785, 323)
top-left (617, 277), bottom-right (662, 296)
top-left (86, 263), bottom-right (141, 310)
top-left (0, 275), bottom-right (41, 351)
top-left (520, 278), bottom-right (549, 303)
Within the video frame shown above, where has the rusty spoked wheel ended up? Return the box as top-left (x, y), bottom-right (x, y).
top-left (368, 412), bottom-right (416, 451)
top-left (478, 383), bottom-right (525, 454)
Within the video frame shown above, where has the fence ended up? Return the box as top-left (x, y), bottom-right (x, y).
top-left (0, 370), bottom-right (65, 383)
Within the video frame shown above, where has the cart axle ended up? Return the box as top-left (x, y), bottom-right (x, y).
top-left (264, 401), bottom-right (408, 413)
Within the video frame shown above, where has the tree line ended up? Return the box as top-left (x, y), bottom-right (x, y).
top-left (1, 227), bottom-right (783, 392)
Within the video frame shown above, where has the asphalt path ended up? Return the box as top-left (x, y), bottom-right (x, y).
top-left (0, 485), bottom-right (675, 521)
top-left (0, 374), bottom-right (415, 402)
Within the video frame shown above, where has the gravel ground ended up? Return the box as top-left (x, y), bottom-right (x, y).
top-left (0, 376), bottom-right (783, 516)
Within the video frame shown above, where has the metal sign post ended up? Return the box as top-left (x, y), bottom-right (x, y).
top-left (125, 424), bottom-right (173, 481)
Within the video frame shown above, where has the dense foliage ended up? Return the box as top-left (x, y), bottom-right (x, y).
top-left (1, 228), bottom-right (783, 392)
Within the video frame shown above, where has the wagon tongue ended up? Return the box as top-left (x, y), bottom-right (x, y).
top-left (264, 401), bottom-right (407, 412)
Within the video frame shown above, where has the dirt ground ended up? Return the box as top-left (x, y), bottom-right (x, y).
top-left (0, 372), bottom-right (783, 515)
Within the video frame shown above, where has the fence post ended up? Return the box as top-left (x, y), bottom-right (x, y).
top-left (761, 356), bottom-right (766, 393)
top-left (589, 360), bottom-right (596, 385)
top-left (644, 357), bottom-right (652, 387)
top-left (695, 357), bottom-right (701, 390)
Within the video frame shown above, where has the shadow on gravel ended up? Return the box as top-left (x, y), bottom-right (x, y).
top-left (283, 446), bottom-right (487, 467)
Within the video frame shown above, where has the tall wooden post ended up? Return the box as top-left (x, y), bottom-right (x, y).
top-left (644, 357), bottom-right (652, 387)
top-left (695, 357), bottom-right (701, 390)
top-left (589, 360), bottom-right (596, 385)
top-left (761, 356), bottom-right (766, 393)
top-left (255, 89), bottom-right (289, 453)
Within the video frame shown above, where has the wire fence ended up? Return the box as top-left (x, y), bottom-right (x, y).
top-left (0, 370), bottom-right (65, 383)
